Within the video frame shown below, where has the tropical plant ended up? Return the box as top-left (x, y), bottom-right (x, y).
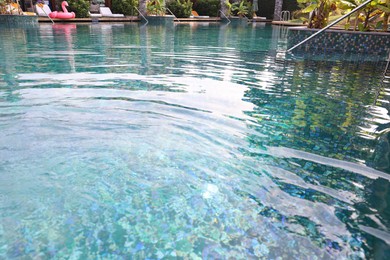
top-left (246, 0), bottom-right (253, 18)
top-left (297, 0), bottom-right (337, 28)
top-left (296, 0), bottom-right (389, 31)
top-left (232, 0), bottom-right (249, 17)
top-left (112, 0), bottom-right (139, 16)
top-left (337, 0), bottom-right (389, 31)
top-left (67, 0), bottom-right (89, 18)
top-left (166, 0), bottom-right (192, 18)
top-left (146, 0), bottom-right (165, 15)
top-left (225, 0), bottom-right (232, 16)
top-left (193, 0), bottom-right (220, 17)
top-left (377, 0), bottom-right (390, 31)
top-left (0, 0), bottom-right (12, 15)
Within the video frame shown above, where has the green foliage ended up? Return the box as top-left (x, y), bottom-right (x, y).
top-left (297, 0), bottom-right (337, 28)
top-left (0, 0), bottom-right (12, 15)
top-left (112, 0), bottom-right (139, 16)
top-left (147, 0), bottom-right (166, 15)
top-left (232, 1), bottom-right (249, 17)
top-left (297, 0), bottom-right (389, 31)
top-left (246, 1), bottom-right (253, 19)
top-left (225, 0), bottom-right (232, 16)
top-left (337, 0), bottom-right (389, 31)
top-left (167, 0), bottom-right (193, 18)
top-left (193, 0), bottom-right (221, 17)
top-left (67, 0), bottom-right (89, 18)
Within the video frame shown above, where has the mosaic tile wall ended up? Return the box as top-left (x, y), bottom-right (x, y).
top-left (0, 15), bottom-right (38, 28)
top-left (288, 27), bottom-right (390, 57)
top-left (145, 15), bottom-right (174, 25)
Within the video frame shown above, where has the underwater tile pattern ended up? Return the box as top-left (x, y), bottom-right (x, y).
top-left (0, 23), bottom-right (390, 259)
top-left (288, 28), bottom-right (390, 57)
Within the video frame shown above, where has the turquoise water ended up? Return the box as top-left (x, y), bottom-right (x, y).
top-left (0, 23), bottom-right (389, 259)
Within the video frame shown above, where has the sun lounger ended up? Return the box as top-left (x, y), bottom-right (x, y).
top-left (35, 4), bottom-right (52, 17)
top-left (89, 12), bottom-right (102, 18)
top-left (190, 10), bottom-right (209, 18)
top-left (99, 7), bottom-right (124, 18)
top-left (89, 2), bottom-right (102, 18)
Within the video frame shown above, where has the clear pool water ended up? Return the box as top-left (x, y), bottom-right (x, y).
top-left (0, 23), bottom-right (389, 259)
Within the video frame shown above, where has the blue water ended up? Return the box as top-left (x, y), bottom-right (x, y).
top-left (0, 22), bottom-right (389, 259)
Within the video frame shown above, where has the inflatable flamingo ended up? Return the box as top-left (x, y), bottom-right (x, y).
top-left (49, 1), bottom-right (75, 19)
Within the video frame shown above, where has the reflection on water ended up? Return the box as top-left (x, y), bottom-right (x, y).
top-left (0, 23), bottom-right (389, 259)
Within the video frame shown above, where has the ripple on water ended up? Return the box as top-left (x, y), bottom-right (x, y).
top-left (0, 23), bottom-right (389, 259)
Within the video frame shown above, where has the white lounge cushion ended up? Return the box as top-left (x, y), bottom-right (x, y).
top-left (99, 7), bottom-right (124, 17)
top-left (190, 15), bottom-right (210, 18)
top-left (89, 12), bottom-right (102, 18)
top-left (35, 4), bottom-right (51, 17)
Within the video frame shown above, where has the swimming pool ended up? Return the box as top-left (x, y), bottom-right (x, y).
top-left (0, 23), bottom-right (389, 258)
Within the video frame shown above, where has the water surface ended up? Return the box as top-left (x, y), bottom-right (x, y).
top-left (0, 23), bottom-right (389, 259)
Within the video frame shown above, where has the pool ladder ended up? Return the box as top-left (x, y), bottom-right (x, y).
top-left (134, 6), bottom-right (148, 25)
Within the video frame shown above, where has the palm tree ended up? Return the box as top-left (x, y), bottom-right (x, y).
top-left (220, 0), bottom-right (228, 16)
top-left (139, 0), bottom-right (147, 15)
top-left (273, 0), bottom-right (283, 21)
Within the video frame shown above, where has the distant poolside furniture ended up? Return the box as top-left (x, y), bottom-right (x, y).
top-left (23, 11), bottom-right (37, 16)
top-left (89, 12), bottom-right (102, 18)
top-left (99, 7), bottom-right (124, 18)
top-left (89, 2), bottom-right (102, 18)
top-left (252, 16), bottom-right (267, 22)
top-left (190, 10), bottom-right (209, 18)
top-left (35, 4), bottom-right (52, 17)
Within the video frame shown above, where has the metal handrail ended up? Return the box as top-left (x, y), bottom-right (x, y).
top-left (287, 0), bottom-right (374, 52)
top-left (134, 6), bottom-right (148, 25)
top-left (281, 11), bottom-right (290, 21)
top-left (37, 3), bottom-right (54, 24)
top-left (166, 7), bottom-right (180, 22)
top-left (219, 10), bottom-right (231, 24)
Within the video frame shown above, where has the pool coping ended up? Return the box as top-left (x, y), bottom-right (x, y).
top-left (288, 26), bottom-right (390, 36)
top-left (36, 16), bottom-right (273, 23)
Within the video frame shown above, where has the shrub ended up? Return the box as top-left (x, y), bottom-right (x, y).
top-left (112, 0), bottom-right (139, 16)
top-left (228, 0), bottom-right (252, 18)
top-left (147, 0), bottom-right (165, 15)
top-left (67, 0), bottom-right (89, 18)
top-left (0, 0), bottom-right (12, 15)
top-left (167, 0), bottom-right (192, 18)
top-left (193, 0), bottom-right (220, 17)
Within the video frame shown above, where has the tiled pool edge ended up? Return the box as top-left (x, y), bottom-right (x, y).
top-left (288, 27), bottom-right (390, 58)
top-left (0, 15), bottom-right (38, 28)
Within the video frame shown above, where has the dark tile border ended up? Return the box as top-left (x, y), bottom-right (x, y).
top-left (288, 27), bottom-right (390, 58)
top-left (0, 14), bottom-right (38, 28)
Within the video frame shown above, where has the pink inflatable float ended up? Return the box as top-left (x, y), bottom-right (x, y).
top-left (49, 1), bottom-right (75, 19)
